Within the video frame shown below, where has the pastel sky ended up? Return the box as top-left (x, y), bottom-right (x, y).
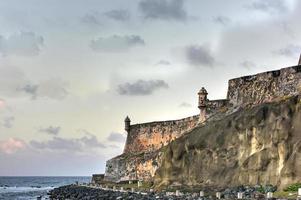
top-left (0, 0), bottom-right (300, 176)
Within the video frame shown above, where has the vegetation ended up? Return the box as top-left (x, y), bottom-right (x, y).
top-left (274, 191), bottom-right (297, 199)
top-left (284, 183), bottom-right (301, 192)
top-left (255, 185), bottom-right (277, 193)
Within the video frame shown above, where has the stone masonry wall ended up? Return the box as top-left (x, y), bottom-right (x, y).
top-left (105, 102), bottom-right (229, 182)
top-left (227, 65), bottom-right (301, 107)
top-left (123, 115), bottom-right (199, 154)
top-left (105, 65), bottom-right (301, 183)
top-left (105, 151), bottom-right (161, 182)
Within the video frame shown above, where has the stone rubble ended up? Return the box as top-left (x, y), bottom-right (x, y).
top-left (48, 184), bottom-right (291, 200)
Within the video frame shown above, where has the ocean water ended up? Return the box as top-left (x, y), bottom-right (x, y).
top-left (0, 176), bottom-right (91, 200)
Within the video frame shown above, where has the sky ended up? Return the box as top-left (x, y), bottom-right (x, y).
top-left (0, 0), bottom-right (301, 176)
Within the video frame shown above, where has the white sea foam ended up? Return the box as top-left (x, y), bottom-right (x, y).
top-left (0, 186), bottom-right (54, 194)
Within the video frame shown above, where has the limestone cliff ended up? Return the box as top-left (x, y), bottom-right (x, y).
top-left (154, 95), bottom-right (301, 189)
top-left (104, 64), bottom-right (301, 187)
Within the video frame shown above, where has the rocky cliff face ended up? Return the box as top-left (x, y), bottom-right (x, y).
top-left (105, 151), bottom-right (161, 182)
top-left (154, 95), bottom-right (301, 189)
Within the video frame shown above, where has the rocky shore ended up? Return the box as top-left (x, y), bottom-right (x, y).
top-left (49, 185), bottom-right (181, 200)
top-left (48, 184), bottom-right (294, 200)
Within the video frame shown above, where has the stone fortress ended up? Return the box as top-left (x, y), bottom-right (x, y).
top-left (103, 57), bottom-right (301, 184)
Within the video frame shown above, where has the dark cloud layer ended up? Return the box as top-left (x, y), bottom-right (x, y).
top-left (39, 126), bottom-right (61, 135)
top-left (104, 9), bottom-right (130, 21)
top-left (139, 0), bottom-right (187, 21)
top-left (90, 35), bottom-right (145, 52)
top-left (0, 32), bottom-right (43, 56)
top-left (30, 133), bottom-right (105, 152)
top-left (107, 132), bottom-right (126, 143)
top-left (117, 79), bottom-right (169, 96)
top-left (185, 45), bottom-right (215, 67)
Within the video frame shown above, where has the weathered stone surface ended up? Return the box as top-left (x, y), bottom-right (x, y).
top-left (123, 116), bottom-right (199, 154)
top-left (104, 65), bottom-right (301, 187)
top-left (227, 66), bottom-right (301, 107)
top-left (105, 151), bottom-right (162, 182)
top-left (154, 95), bottom-right (301, 189)
top-left (91, 174), bottom-right (104, 184)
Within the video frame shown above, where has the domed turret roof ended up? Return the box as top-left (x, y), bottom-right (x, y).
top-left (125, 116), bottom-right (131, 122)
top-left (198, 87), bottom-right (208, 95)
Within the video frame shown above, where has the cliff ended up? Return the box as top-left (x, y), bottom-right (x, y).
top-left (104, 64), bottom-right (301, 187)
top-left (154, 95), bottom-right (301, 189)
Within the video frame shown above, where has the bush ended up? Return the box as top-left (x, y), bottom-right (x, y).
top-left (284, 183), bottom-right (301, 192)
top-left (255, 184), bottom-right (277, 193)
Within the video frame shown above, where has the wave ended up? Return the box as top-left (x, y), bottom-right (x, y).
top-left (0, 186), bottom-right (54, 194)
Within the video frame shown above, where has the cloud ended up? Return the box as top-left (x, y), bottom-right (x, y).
top-left (107, 132), bottom-right (126, 143)
top-left (0, 32), bottom-right (44, 56)
top-left (104, 9), bottom-right (130, 21)
top-left (81, 12), bottom-right (102, 26)
top-left (30, 132), bottom-right (106, 152)
top-left (213, 16), bottom-right (231, 26)
top-left (39, 126), bottom-right (61, 135)
top-left (19, 78), bottom-right (68, 100)
top-left (185, 44), bottom-right (215, 67)
top-left (248, 0), bottom-right (288, 14)
top-left (36, 78), bottom-right (68, 100)
top-left (0, 65), bottom-right (67, 100)
top-left (274, 44), bottom-right (301, 58)
top-left (0, 65), bottom-right (28, 97)
top-left (90, 35), bottom-right (145, 52)
top-left (117, 79), bottom-right (169, 96)
top-left (156, 60), bottom-right (171, 65)
top-left (139, 0), bottom-right (187, 21)
top-left (0, 138), bottom-right (26, 154)
top-left (2, 116), bottom-right (15, 128)
top-left (179, 102), bottom-right (192, 107)
top-left (19, 84), bottom-right (39, 99)
top-left (240, 60), bottom-right (256, 69)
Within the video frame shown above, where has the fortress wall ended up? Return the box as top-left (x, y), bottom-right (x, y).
top-left (105, 151), bottom-right (161, 182)
top-left (227, 66), bottom-right (301, 107)
top-left (123, 115), bottom-right (199, 154)
top-left (105, 65), bottom-right (301, 183)
top-left (207, 99), bottom-right (229, 114)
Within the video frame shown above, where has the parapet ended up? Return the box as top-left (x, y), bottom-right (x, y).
top-left (123, 115), bottom-right (199, 154)
top-left (227, 65), bottom-right (301, 107)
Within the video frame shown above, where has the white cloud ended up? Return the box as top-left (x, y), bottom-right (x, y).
top-left (107, 132), bottom-right (126, 143)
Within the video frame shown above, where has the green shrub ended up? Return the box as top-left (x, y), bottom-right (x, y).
top-left (284, 183), bottom-right (301, 192)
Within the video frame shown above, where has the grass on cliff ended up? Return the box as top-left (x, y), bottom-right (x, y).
top-left (270, 183), bottom-right (301, 199)
top-left (284, 183), bottom-right (301, 192)
top-left (274, 191), bottom-right (298, 199)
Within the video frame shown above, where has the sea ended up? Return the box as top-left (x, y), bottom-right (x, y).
top-left (0, 176), bottom-right (91, 200)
